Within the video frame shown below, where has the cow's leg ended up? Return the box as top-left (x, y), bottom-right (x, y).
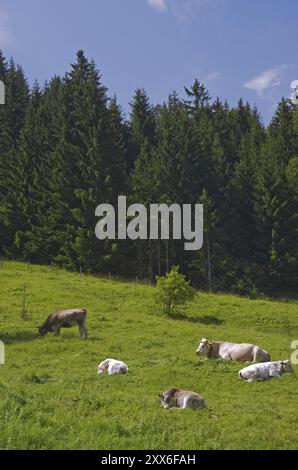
top-left (52, 326), bottom-right (60, 336)
top-left (269, 370), bottom-right (280, 379)
top-left (247, 374), bottom-right (261, 382)
top-left (83, 321), bottom-right (88, 340)
top-left (78, 322), bottom-right (84, 339)
top-left (220, 354), bottom-right (230, 360)
top-left (182, 397), bottom-right (189, 409)
top-left (78, 320), bottom-right (87, 339)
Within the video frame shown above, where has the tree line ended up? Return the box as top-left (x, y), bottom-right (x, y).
top-left (0, 50), bottom-right (297, 296)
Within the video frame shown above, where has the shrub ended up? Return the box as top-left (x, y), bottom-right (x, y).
top-left (155, 266), bottom-right (196, 316)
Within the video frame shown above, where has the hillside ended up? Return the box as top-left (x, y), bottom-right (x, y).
top-left (0, 262), bottom-right (297, 450)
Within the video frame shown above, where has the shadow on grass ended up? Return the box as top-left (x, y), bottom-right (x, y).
top-left (169, 313), bottom-right (224, 325)
top-left (0, 330), bottom-right (101, 343)
top-left (0, 330), bottom-right (39, 344)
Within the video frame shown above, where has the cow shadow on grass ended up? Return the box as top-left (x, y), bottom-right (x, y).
top-left (0, 330), bottom-right (102, 343)
top-left (0, 330), bottom-right (39, 344)
top-left (169, 312), bottom-right (224, 325)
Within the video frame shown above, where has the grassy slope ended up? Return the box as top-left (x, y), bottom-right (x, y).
top-left (0, 261), bottom-right (297, 450)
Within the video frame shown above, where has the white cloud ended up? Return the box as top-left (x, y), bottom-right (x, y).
top-left (170, 0), bottom-right (219, 22)
top-left (147, 0), bottom-right (167, 12)
top-left (243, 66), bottom-right (289, 97)
top-left (147, 0), bottom-right (221, 20)
top-left (0, 10), bottom-right (12, 48)
top-left (203, 72), bottom-right (220, 83)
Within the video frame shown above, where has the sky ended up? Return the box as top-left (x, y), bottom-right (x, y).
top-left (0, 0), bottom-right (297, 124)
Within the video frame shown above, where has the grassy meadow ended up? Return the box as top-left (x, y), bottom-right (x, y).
top-left (0, 261), bottom-right (297, 450)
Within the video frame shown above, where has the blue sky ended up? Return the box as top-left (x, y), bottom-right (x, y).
top-left (0, 0), bottom-right (297, 123)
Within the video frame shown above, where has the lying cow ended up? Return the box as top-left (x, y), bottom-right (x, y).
top-left (196, 337), bottom-right (270, 362)
top-left (160, 388), bottom-right (207, 410)
top-left (239, 360), bottom-right (294, 382)
top-left (97, 358), bottom-right (128, 375)
top-left (38, 308), bottom-right (87, 339)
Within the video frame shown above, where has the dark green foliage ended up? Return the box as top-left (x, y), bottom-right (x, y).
top-left (0, 50), bottom-right (297, 296)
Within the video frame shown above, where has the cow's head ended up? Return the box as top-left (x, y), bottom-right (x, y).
top-left (38, 325), bottom-right (48, 336)
top-left (281, 360), bottom-right (294, 373)
top-left (196, 338), bottom-right (211, 356)
top-left (160, 388), bottom-right (179, 409)
top-left (97, 360), bottom-right (110, 375)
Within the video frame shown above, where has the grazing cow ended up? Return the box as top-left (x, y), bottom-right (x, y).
top-left (160, 388), bottom-right (207, 410)
top-left (97, 358), bottom-right (128, 375)
top-left (38, 308), bottom-right (87, 339)
top-left (196, 337), bottom-right (270, 362)
top-left (239, 360), bottom-right (294, 382)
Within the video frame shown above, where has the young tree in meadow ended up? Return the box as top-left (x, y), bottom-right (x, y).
top-left (156, 266), bottom-right (196, 316)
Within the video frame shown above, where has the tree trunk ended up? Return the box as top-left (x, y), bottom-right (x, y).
top-left (206, 234), bottom-right (212, 293)
top-left (165, 239), bottom-right (169, 273)
top-left (149, 239), bottom-right (154, 284)
top-left (157, 239), bottom-right (161, 276)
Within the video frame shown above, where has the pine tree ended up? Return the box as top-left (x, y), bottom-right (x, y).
top-left (0, 56), bottom-right (29, 256)
top-left (255, 101), bottom-right (298, 292)
top-left (129, 88), bottom-right (156, 168)
top-left (184, 79), bottom-right (210, 112)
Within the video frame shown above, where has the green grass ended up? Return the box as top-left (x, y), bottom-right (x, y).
top-left (0, 261), bottom-right (297, 450)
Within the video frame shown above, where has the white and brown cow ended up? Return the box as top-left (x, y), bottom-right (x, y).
top-left (196, 337), bottom-right (270, 362)
top-left (38, 308), bottom-right (87, 339)
top-left (160, 388), bottom-right (207, 410)
top-left (239, 360), bottom-right (294, 382)
top-left (97, 358), bottom-right (128, 375)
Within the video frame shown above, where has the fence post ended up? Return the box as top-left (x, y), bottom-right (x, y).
top-left (0, 341), bottom-right (5, 365)
top-left (0, 80), bottom-right (5, 105)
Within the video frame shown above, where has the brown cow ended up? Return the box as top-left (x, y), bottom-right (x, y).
top-left (38, 308), bottom-right (87, 339)
top-left (160, 388), bottom-right (207, 410)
